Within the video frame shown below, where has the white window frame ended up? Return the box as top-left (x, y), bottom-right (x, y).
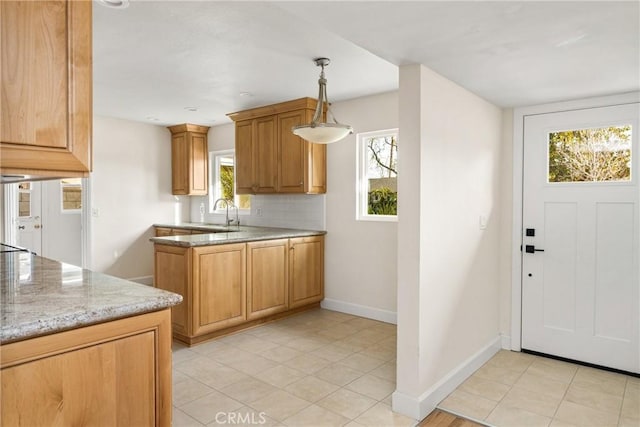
top-left (209, 150), bottom-right (250, 214)
top-left (356, 128), bottom-right (398, 222)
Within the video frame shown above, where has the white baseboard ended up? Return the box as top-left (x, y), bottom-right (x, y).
top-left (128, 275), bottom-right (154, 286)
top-left (320, 298), bottom-right (397, 324)
top-left (501, 334), bottom-right (511, 350)
top-left (392, 335), bottom-right (501, 420)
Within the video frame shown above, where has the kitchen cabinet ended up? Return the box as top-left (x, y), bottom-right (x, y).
top-left (0, 0), bottom-right (93, 179)
top-left (1, 309), bottom-right (172, 426)
top-left (228, 98), bottom-right (326, 194)
top-left (153, 235), bottom-right (324, 345)
top-left (155, 227), bottom-right (203, 237)
top-left (192, 244), bottom-right (247, 335)
top-left (247, 239), bottom-right (289, 320)
top-left (289, 236), bottom-right (325, 308)
top-left (168, 124), bottom-right (209, 196)
top-left (154, 245), bottom-right (191, 337)
top-left (235, 116), bottom-right (278, 193)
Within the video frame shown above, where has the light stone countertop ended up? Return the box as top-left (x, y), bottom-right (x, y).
top-left (151, 223), bottom-right (326, 247)
top-left (0, 252), bottom-right (182, 344)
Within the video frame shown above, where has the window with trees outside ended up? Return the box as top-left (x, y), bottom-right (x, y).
top-left (356, 129), bottom-right (398, 221)
top-left (210, 150), bottom-right (250, 212)
top-left (548, 125), bottom-right (632, 183)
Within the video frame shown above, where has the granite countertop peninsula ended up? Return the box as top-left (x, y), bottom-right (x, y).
top-left (0, 252), bottom-right (182, 344)
top-left (151, 223), bottom-right (326, 247)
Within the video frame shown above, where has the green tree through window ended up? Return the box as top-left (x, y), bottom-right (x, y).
top-left (548, 125), bottom-right (632, 182)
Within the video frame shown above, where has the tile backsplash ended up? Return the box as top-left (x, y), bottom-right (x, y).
top-left (191, 194), bottom-right (325, 231)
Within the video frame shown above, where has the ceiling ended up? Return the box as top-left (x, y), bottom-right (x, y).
top-left (93, 1), bottom-right (639, 127)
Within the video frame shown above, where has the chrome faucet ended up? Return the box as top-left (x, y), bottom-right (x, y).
top-left (228, 201), bottom-right (239, 227)
top-left (213, 198), bottom-right (239, 227)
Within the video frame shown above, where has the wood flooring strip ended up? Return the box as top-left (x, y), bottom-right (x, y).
top-left (417, 409), bottom-right (484, 427)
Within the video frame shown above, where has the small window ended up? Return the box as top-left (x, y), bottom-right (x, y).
top-left (61, 178), bottom-right (82, 212)
top-left (210, 150), bottom-right (250, 212)
top-left (18, 182), bottom-right (31, 217)
top-left (356, 129), bottom-right (398, 221)
top-left (548, 125), bottom-right (632, 183)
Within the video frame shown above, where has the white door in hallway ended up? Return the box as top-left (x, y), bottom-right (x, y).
top-left (522, 103), bottom-right (639, 373)
top-left (16, 182), bottom-right (42, 254)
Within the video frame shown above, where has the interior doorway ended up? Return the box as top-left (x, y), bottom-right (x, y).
top-left (518, 100), bottom-right (639, 374)
top-left (3, 178), bottom-right (89, 267)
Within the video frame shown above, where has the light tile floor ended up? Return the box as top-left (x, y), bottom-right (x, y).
top-left (438, 350), bottom-right (640, 427)
top-left (171, 308), bottom-right (416, 427)
top-left (172, 309), bottom-right (640, 427)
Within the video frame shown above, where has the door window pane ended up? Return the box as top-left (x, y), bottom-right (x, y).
top-left (61, 178), bottom-right (82, 211)
top-left (548, 125), bottom-right (632, 183)
top-left (18, 182), bottom-right (31, 217)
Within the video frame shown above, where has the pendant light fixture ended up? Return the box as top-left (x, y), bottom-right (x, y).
top-left (292, 58), bottom-right (353, 144)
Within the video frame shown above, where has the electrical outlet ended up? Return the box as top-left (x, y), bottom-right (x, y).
top-left (256, 208), bottom-right (263, 217)
top-left (92, 208), bottom-right (100, 217)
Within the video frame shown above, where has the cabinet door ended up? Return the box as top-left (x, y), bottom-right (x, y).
top-left (0, 0), bottom-right (92, 175)
top-left (247, 239), bottom-right (289, 320)
top-left (155, 227), bottom-right (173, 237)
top-left (171, 132), bottom-right (189, 194)
top-left (189, 132), bottom-right (208, 195)
top-left (255, 116), bottom-right (278, 193)
top-left (235, 119), bottom-right (254, 194)
top-left (1, 332), bottom-right (156, 426)
top-left (154, 245), bottom-right (191, 336)
top-left (169, 125), bottom-right (209, 196)
top-left (193, 244), bottom-right (246, 334)
top-left (278, 110), bottom-right (307, 193)
top-left (289, 236), bottom-right (324, 308)
top-left (278, 110), bottom-right (326, 194)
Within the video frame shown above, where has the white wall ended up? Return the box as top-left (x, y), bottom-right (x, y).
top-left (90, 116), bottom-right (189, 280)
top-left (499, 109), bottom-right (514, 343)
top-left (394, 65), bottom-right (504, 419)
top-left (322, 92), bottom-right (399, 322)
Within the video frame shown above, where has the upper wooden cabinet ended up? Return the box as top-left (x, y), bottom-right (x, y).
top-left (228, 98), bottom-right (326, 194)
top-left (235, 116), bottom-right (278, 194)
top-left (168, 124), bottom-right (209, 195)
top-left (0, 0), bottom-right (93, 179)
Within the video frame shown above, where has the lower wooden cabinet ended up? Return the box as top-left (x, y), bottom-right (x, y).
top-left (155, 245), bottom-right (191, 337)
top-left (290, 236), bottom-right (325, 308)
top-left (0, 309), bottom-right (173, 426)
top-left (155, 227), bottom-right (204, 237)
top-left (154, 235), bottom-right (324, 345)
top-left (247, 239), bottom-right (289, 320)
top-left (192, 244), bottom-right (246, 335)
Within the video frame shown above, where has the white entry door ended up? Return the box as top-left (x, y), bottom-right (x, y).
top-left (522, 103), bottom-right (639, 373)
top-left (16, 181), bottom-right (43, 254)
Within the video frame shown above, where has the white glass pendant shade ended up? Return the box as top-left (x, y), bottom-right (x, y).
top-left (292, 58), bottom-right (353, 144)
top-left (292, 123), bottom-right (353, 144)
